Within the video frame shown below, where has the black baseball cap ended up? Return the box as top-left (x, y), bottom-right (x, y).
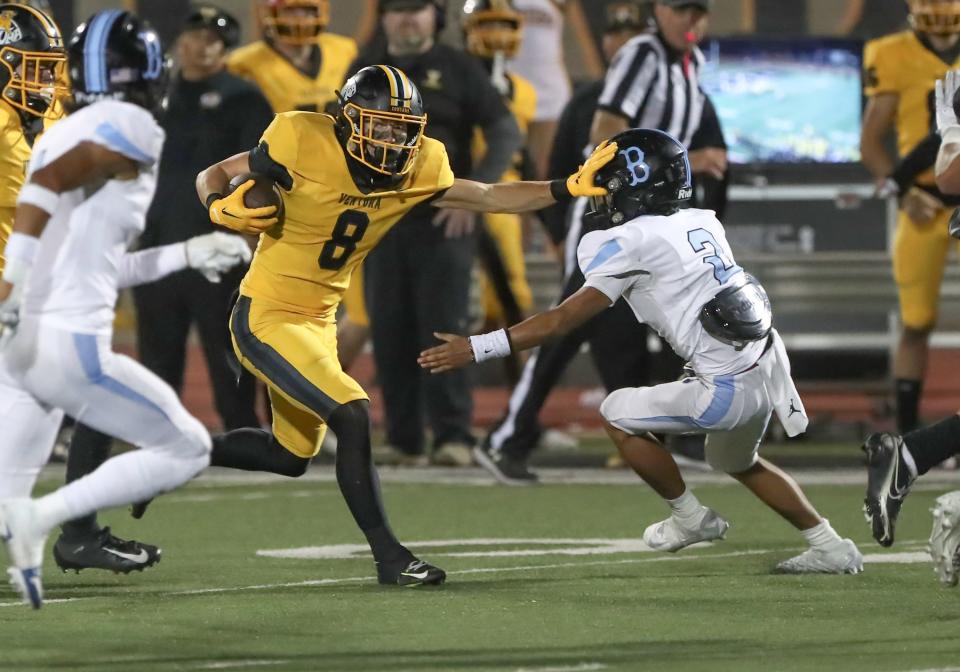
top-left (657, 0), bottom-right (712, 10)
top-left (380, 0), bottom-right (433, 11)
top-left (181, 3), bottom-right (240, 48)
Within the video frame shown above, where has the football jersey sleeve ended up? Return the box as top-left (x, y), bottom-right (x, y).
top-left (251, 113), bottom-right (300, 188)
top-left (577, 228), bottom-right (643, 303)
top-left (88, 102), bottom-right (164, 166)
top-left (863, 38), bottom-right (900, 97)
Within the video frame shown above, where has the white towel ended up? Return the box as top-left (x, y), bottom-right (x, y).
top-left (759, 328), bottom-right (808, 437)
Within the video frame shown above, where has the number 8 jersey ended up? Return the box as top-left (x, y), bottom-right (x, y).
top-left (578, 207), bottom-right (765, 377)
top-left (239, 111), bottom-right (455, 319)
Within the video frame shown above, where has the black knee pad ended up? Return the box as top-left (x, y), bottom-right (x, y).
top-left (269, 436), bottom-right (310, 477)
top-left (327, 400), bottom-right (371, 441)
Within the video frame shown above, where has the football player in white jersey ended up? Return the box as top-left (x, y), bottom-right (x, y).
top-left (0, 10), bottom-right (251, 608)
top-left (420, 128), bottom-right (864, 575)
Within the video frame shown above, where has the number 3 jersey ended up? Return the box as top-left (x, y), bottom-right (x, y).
top-left (578, 208), bottom-right (765, 377)
top-left (239, 112), bottom-right (455, 319)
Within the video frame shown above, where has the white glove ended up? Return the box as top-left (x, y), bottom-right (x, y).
top-left (185, 232), bottom-right (252, 283)
top-left (936, 69), bottom-right (960, 134)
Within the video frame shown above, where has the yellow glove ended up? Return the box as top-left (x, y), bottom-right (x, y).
top-left (566, 140), bottom-right (619, 198)
top-left (208, 180), bottom-right (278, 234)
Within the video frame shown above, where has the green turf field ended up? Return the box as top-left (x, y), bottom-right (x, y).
top-left (2, 466), bottom-right (959, 672)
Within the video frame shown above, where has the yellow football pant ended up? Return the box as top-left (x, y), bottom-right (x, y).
top-left (480, 211), bottom-right (533, 323)
top-left (229, 295), bottom-right (368, 457)
top-left (341, 264), bottom-right (369, 328)
top-left (893, 208), bottom-right (958, 330)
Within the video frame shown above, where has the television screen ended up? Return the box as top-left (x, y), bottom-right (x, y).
top-left (699, 38), bottom-right (863, 164)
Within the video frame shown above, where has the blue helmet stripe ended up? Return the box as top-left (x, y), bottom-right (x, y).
top-left (142, 31), bottom-right (163, 80)
top-left (84, 10), bottom-right (122, 93)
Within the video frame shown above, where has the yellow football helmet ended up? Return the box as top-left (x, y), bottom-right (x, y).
top-left (0, 2), bottom-right (66, 118)
top-left (462, 0), bottom-right (523, 59)
top-left (260, 0), bottom-right (328, 46)
top-left (908, 0), bottom-right (960, 35)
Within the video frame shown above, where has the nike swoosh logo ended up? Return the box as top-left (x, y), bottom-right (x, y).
top-left (104, 547), bottom-right (150, 564)
top-left (401, 570), bottom-right (430, 580)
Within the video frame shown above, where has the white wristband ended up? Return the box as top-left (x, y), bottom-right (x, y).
top-left (17, 183), bottom-right (61, 216)
top-left (2, 232), bottom-right (39, 285)
top-left (469, 329), bottom-right (512, 363)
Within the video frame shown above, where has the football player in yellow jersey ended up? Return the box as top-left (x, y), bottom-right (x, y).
top-left (227, 0), bottom-right (357, 114)
top-left (861, 0), bottom-right (960, 434)
top-left (464, 0), bottom-right (537, 347)
top-left (0, 2), bottom-right (65, 274)
top-left (196, 64), bottom-right (614, 586)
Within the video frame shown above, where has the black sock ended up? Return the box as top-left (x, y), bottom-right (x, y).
top-left (895, 378), bottom-right (923, 433)
top-left (328, 401), bottom-right (409, 566)
top-left (903, 414), bottom-right (960, 475)
top-left (60, 424), bottom-right (113, 540)
top-left (211, 428), bottom-right (309, 477)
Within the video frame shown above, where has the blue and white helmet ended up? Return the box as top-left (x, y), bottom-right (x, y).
top-left (585, 128), bottom-right (693, 227)
top-left (66, 10), bottom-right (167, 114)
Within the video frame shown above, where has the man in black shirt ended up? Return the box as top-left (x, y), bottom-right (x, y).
top-left (54, 4), bottom-right (274, 574)
top-left (351, 0), bottom-right (521, 466)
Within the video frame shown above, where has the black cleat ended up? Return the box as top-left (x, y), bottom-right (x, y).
top-left (863, 432), bottom-right (916, 547)
top-left (130, 499), bottom-right (152, 520)
top-left (378, 558), bottom-right (446, 587)
top-left (472, 444), bottom-right (538, 486)
top-left (52, 527), bottom-right (162, 574)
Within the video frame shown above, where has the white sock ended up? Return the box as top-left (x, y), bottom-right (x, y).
top-left (801, 518), bottom-right (843, 550)
top-left (667, 488), bottom-right (703, 523)
top-left (33, 449), bottom-right (206, 535)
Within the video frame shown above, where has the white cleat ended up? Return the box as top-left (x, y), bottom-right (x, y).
top-left (929, 490), bottom-right (960, 587)
top-left (642, 508), bottom-right (730, 553)
top-left (775, 538), bottom-right (863, 575)
top-left (0, 499), bottom-right (47, 608)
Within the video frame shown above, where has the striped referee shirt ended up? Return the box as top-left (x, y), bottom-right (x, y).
top-left (598, 33), bottom-right (706, 147)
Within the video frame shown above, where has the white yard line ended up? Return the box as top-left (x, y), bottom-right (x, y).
top-left (515, 664), bottom-right (608, 672)
top-left (194, 661), bottom-right (289, 670)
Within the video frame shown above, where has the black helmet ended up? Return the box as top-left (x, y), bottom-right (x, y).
top-left (67, 10), bottom-right (168, 114)
top-left (334, 65), bottom-right (427, 190)
top-left (462, 0), bottom-right (522, 59)
top-left (0, 3), bottom-right (66, 118)
top-left (585, 128), bottom-right (693, 228)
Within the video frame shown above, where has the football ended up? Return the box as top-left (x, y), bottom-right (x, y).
top-left (227, 172), bottom-right (284, 224)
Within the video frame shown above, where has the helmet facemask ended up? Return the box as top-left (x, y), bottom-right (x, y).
top-left (341, 102), bottom-right (426, 177)
top-left (463, 3), bottom-right (523, 59)
top-left (908, 0), bottom-right (960, 35)
top-left (260, 0), bottom-right (328, 46)
top-left (0, 44), bottom-right (66, 117)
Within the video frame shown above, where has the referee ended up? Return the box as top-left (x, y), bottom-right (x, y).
top-left (591, 0), bottom-right (725, 182)
top-left (477, 0), bottom-right (728, 484)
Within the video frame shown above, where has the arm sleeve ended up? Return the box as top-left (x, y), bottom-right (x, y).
top-left (577, 229), bottom-right (642, 303)
top-left (863, 38), bottom-right (899, 97)
top-left (472, 113), bottom-right (522, 183)
top-left (117, 243), bottom-right (188, 289)
top-left (597, 39), bottom-right (658, 121)
top-left (892, 130), bottom-right (941, 192)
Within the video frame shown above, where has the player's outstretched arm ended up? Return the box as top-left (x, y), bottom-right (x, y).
top-left (433, 141), bottom-right (618, 214)
top-left (418, 287), bottom-right (611, 374)
top-left (0, 142), bottom-right (140, 307)
top-left (196, 151), bottom-right (278, 234)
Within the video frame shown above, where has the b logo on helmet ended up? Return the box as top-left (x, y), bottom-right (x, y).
top-left (0, 11), bottom-right (23, 46)
top-left (619, 146), bottom-right (650, 187)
